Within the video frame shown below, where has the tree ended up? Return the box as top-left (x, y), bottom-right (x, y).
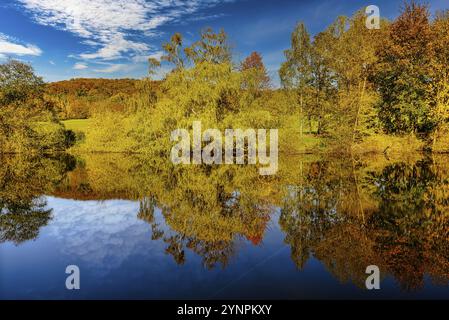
top-left (325, 11), bottom-right (381, 147)
top-left (148, 57), bottom-right (161, 78)
top-left (374, 2), bottom-right (433, 135)
top-left (429, 10), bottom-right (449, 150)
top-left (279, 22), bottom-right (313, 136)
top-left (184, 28), bottom-right (232, 65)
top-left (161, 29), bottom-right (232, 69)
top-left (280, 22), bottom-right (313, 90)
top-left (0, 59), bottom-right (44, 106)
top-left (240, 51), bottom-right (270, 94)
top-left (161, 33), bottom-right (185, 70)
top-left (0, 60), bottom-right (71, 153)
top-left (308, 26), bottom-right (337, 135)
top-left (0, 60), bottom-right (43, 152)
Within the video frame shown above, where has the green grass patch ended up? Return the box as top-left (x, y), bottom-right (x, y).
top-left (62, 119), bottom-right (92, 132)
top-left (352, 134), bottom-right (424, 155)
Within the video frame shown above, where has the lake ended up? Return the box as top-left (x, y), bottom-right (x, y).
top-left (0, 153), bottom-right (448, 299)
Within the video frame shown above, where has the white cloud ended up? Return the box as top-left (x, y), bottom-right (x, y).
top-left (131, 50), bottom-right (164, 63)
top-left (44, 197), bottom-right (156, 272)
top-left (49, 60), bottom-right (55, 65)
top-left (93, 64), bottom-right (128, 73)
top-left (0, 33), bottom-right (42, 57)
top-left (73, 62), bottom-right (88, 70)
top-left (79, 35), bottom-right (150, 61)
top-left (18, 0), bottom-right (234, 63)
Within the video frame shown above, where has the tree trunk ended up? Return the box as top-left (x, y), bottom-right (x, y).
top-left (299, 93), bottom-right (303, 138)
top-left (352, 77), bottom-right (367, 147)
top-left (308, 114), bottom-right (312, 134)
top-left (433, 127), bottom-right (438, 152)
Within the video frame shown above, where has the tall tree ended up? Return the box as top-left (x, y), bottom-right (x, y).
top-left (309, 25), bottom-right (339, 136)
top-left (0, 60), bottom-right (70, 153)
top-left (148, 57), bottom-right (161, 78)
top-left (161, 33), bottom-right (185, 70)
top-left (280, 22), bottom-right (313, 136)
top-left (374, 1), bottom-right (433, 135)
top-left (240, 51), bottom-right (270, 94)
top-left (429, 10), bottom-right (449, 150)
top-left (0, 60), bottom-right (43, 152)
top-left (184, 28), bottom-right (232, 65)
top-left (326, 11), bottom-right (381, 147)
top-left (0, 59), bottom-right (44, 106)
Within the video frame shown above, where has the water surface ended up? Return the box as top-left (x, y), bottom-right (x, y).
top-left (0, 153), bottom-right (448, 299)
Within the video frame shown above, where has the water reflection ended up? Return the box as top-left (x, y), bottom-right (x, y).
top-left (0, 154), bottom-right (75, 244)
top-left (0, 152), bottom-right (447, 297)
top-left (280, 158), bottom-right (449, 291)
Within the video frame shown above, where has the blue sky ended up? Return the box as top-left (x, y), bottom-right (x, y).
top-left (0, 0), bottom-right (447, 84)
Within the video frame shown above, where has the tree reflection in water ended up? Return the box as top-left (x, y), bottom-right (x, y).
top-left (0, 154), bottom-right (76, 244)
top-left (0, 153), bottom-right (447, 290)
top-left (280, 157), bottom-right (449, 291)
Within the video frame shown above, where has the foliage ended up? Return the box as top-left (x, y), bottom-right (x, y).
top-left (6, 2), bottom-right (449, 156)
top-left (4, 151), bottom-right (446, 286)
top-left (280, 12), bottom-right (381, 150)
top-left (374, 2), bottom-right (434, 135)
top-left (240, 51), bottom-right (271, 93)
top-left (0, 60), bottom-right (44, 105)
top-left (428, 10), bottom-right (449, 150)
top-left (0, 153), bottom-right (76, 244)
top-left (46, 78), bottom-right (153, 119)
top-left (80, 29), bottom-right (277, 155)
top-left (0, 60), bottom-right (73, 153)
top-left (184, 28), bottom-right (232, 65)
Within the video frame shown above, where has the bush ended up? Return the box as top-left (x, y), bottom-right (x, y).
top-left (34, 122), bottom-right (77, 152)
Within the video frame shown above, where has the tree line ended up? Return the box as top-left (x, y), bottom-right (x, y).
top-left (279, 2), bottom-right (449, 151)
top-left (46, 78), bottom-right (144, 119)
top-left (1, 1), bottom-right (448, 155)
top-left (77, 2), bottom-right (449, 155)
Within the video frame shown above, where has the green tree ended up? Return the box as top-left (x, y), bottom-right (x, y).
top-left (0, 60), bottom-right (72, 153)
top-left (325, 12), bottom-right (380, 147)
top-left (308, 29), bottom-right (335, 135)
top-left (280, 22), bottom-right (313, 136)
top-left (429, 10), bottom-right (449, 150)
top-left (374, 2), bottom-right (433, 135)
top-left (0, 59), bottom-right (44, 106)
top-left (184, 28), bottom-right (232, 65)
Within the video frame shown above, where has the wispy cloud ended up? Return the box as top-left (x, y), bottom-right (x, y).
top-left (0, 33), bottom-right (42, 58)
top-left (18, 0), bottom-right (235, 64)
top-left (73, 62), bottom-right (88, 70)
top-left (187, 13), bottom-right (228, 22)
top-left (131, 50), bottom-right (164, 63)
top-left (93, 63), bottom-right (128, 73)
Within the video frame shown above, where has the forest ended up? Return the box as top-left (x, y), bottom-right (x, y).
top-left (0, 2), bottom-right (448, 156)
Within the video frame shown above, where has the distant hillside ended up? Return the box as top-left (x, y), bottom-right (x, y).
top-left (45, 78), bottom-right (160, 119)
top-left (46, 78), bottom-right (141, 97)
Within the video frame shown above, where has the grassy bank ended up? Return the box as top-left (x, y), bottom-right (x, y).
top-left (57, 118), bottom-right (423, 158)
top-left (62, 119), bottom-right (92, 132)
